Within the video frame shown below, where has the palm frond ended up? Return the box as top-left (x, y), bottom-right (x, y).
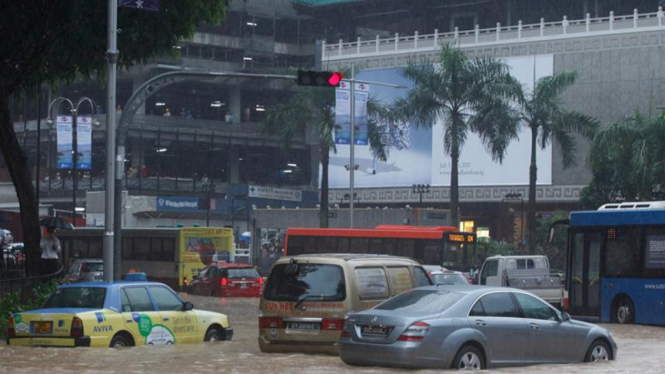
top-left (534, 71), bottom-right (577, 104)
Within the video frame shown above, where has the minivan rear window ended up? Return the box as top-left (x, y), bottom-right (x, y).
top-left (264, 264), bottom-right (346, 302)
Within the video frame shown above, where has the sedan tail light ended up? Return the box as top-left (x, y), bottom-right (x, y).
top-left (71, 317), bottom-right (84, 338)
top-left (340, 327), bottom-right (351, 338)
top-left (259, 317), bottom-right (285, 329)
top-left (258, 277), bottom-right (264, 286)
top-left (220, 278), bottom-right (228, 287)
top-left (398, 321), bottom-right (430, 342)
top-left (321, 318), bottom-right (345, 331)
top-left (7, 316), bottom-right (15, 338)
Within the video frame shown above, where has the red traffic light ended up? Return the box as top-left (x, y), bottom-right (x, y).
top-left (328, 72), bottom-right (343, 86)
top-left (297, 70), bottom-right (344, 87)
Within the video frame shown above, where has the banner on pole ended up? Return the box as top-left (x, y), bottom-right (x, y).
top-left (77, 116), bottom-right (92, 170)
top-left (56, 116), bottom-right (72, 169)
top-left (334, 81), bottom-right (370, 145)
top-left (119, 0), bottom-right (160, 11)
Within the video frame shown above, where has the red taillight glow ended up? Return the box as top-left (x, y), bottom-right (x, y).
top-left (258, 277), bottom-right (264, 286)
top-left (71, 317), bottom-right (84, 338)
top-left (321, 318), bottom-right (345, 331)
top-left (340, 328), bottom-right (351, 338)
top-left (398, 321), bottom-right (430, 342)
top-left (563, 296), bottom-right (570, 311)
top-left (259, 317), bottom-right (284, 329)
top-left (220, 278), bottom-right (228, 287)
top-left (7, 317), bottom-right (15, 339)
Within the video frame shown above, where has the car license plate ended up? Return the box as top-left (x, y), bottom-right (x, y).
top-left (33, 321), bottom-right (53, 335)
top-left (287, 322), bottom-right (320, 333)
top-left (240, 283), bottom-right (248, 289)
top-left (361, 325), bottom-right (387, 336)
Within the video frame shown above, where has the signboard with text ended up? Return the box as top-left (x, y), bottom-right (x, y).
top-left (248, 185), bottom-right (302, 202)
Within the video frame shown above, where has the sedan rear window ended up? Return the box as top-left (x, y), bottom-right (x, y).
top-left (43, 287), bottom-right (106, 309)
top-left (227, 268), bottom-right (260, 278)
top-left (375, 289), bottom-right (462, 314)
top-left (264, 263), bottom-right (345, 302)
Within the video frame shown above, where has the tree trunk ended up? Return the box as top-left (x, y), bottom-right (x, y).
top-left (526, 125), bottom-right (538, 254)
top-left (320, 146), bottom-right (329, 228)
top-left (449, 115), bottom-right (460, 229)
top-left (0, 93), bottom-right (42, 276)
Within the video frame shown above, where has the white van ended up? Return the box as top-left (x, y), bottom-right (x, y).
top-left (478, 255), bottom-right (563, 306)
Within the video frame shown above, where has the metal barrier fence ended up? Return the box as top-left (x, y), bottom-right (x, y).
top-left (0, 264), bottom-right (64, 301)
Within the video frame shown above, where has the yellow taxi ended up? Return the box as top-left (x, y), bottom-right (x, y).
top-left (7, 281), bottom-right (233, 347)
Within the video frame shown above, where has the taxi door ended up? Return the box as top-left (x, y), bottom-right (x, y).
top-left (148, 285), bottom-right (198, 344)
top-left (120, 286), bottom-right (164, 346)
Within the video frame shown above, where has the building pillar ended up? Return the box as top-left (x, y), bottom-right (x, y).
top-left (132, 75), bottom-right (146, 115)
top-left (229, 86), bottom-right (241, 123)
top-left (228, 145), bottom-right (240, 183)
top-left (129, 138), bottom-right (143, 169)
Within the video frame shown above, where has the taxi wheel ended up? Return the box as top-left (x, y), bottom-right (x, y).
top-left (204, 326), bottom-right (224, 342)
top-left (110, 334), bottom-right (131, 348)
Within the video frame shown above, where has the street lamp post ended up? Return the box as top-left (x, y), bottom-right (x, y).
top-left (412, 184), bottom-right (430, 204)
top-left (46, 97), bottom-right (100, 227)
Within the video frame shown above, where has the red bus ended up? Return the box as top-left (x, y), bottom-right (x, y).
top-left (284, 226), bottom-right (478, 271)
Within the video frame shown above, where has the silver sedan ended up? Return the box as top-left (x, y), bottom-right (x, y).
top-left (339, 286), bottom-right (617, 370)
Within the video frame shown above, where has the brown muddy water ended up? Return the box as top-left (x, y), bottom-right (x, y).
top-left (1, 295), bottom-right (663, 374)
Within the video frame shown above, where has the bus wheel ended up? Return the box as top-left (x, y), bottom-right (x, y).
top-left (613, 296), bottom-right (634, 324)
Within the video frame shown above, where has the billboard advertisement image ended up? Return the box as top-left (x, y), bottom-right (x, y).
top-left (327, 54), bottom-right (554, 188)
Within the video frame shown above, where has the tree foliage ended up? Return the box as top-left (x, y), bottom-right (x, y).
top-left (515, 71), bottom-right (598, 252)
top-left (263, 81), bottom-right (389, 228)
top-left (0, 1), bottom-right (228, 275)
top-left (393, 44), bottom-right (521, 227)
top-left (581, 110), bottom-right (665, 208)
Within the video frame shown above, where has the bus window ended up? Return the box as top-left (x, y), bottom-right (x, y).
top-left (398, 239), bottom-right (415, 259)
top-left (286, 236), bottom-right (304, 255)
top-left (322, 236), bottom-right (338, 252)
top-left (150, 238), bottom-right (163, 261)
top-left (163, 238), bottom-right (176, 261)
top-left (122, 238), bottom-right (133, 260)
top-left (338, 237), bottom-right (350, 253)
top-left (350, 237), bottom-right (369, 253)
top-left (134, 237), bottom-right (150, 261)
top-left (645, 227), bottom-right (665, 278)
top-left (383, 239), bottom-right (397, 256)
top-left (369, 238), bottom-right (383, 254)
top-left (422, 240), bottom-right (442, 265)
top-left (88, 238), bottom-right (102, 258)
top-left (604, 227), bottom-right (641, 277)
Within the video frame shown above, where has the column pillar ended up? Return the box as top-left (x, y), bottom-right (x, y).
top-left (228, 145), bottom-right (240, 183)
top-left (229, 86), bottom-right (241, 123)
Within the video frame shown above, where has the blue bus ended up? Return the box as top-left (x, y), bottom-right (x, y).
top-left (562, 202), bottom-right (665, 325)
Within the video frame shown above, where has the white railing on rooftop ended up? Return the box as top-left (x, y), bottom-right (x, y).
top-left (323, 7), bottom-right (665, 60)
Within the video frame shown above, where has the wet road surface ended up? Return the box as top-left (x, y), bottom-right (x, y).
top-left (1, 295), bottom-right (664, 374)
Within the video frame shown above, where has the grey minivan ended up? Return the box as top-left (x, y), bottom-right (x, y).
top-left (340, 286), bottom-right (616, 370)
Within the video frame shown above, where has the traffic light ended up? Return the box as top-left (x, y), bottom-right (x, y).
top-left (297, 70), bottom-right (344, 87)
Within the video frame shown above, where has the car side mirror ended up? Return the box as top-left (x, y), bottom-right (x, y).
top-left (560, 311), bottom-right (571, 322)
top-left (183, 301), bottom-right (194, 311)
top-left (192, 275), bottom-right (199, 281)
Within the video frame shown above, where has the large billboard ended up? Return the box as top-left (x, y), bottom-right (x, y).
top-left (327, 54), bottom-right (554, 188)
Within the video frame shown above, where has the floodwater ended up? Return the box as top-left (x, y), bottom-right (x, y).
top-left (1, 295), bottom-right (664, 374)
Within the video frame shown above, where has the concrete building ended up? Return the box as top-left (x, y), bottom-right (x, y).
top-left (2, 1), bottom-right (664, 244)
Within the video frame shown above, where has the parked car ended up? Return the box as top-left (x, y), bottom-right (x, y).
top-left (188, 262), bottom-right (263, 297)
top-left (477, 255), bottom-right (563, 307)
top-left (340, 286), bottom-right (616, 370)
top-left (65, 259), bottom-right (104, 283)
top-left (430, 270), bottom-right (471, 285)
top-left (258, 254), bottom-right (432, 355)
top-left (6, 281), bottom-right (233, 347)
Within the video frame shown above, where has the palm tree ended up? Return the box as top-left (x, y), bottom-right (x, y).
top-left (394, 44), bottom-right (522, 228)
top-left (585, 111), bottom-right (665, 204)
top-left (517, 71), bottom-right (598, 251)
top-left (263, 85), bottom-right (387, 228)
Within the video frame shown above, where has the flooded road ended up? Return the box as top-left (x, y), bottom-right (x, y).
top-left (1, 295), bottom-right (663, 374)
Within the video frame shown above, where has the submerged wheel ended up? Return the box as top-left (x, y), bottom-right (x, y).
top-left (110, 334), bottom-right (131, 348)
top-left (585, 340), bottom-right (611, 362)
top-left (613, 297), bottom-right (634, 324)
top-left (204, 326), bottom-right (224, 342)
top-left (452, 345), bottom-right (485, 370)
